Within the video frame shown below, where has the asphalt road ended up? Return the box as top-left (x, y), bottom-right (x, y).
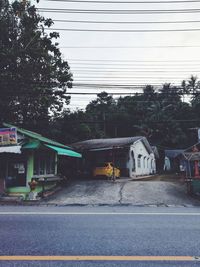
top-left (0, 206), bottom-right (200, 267)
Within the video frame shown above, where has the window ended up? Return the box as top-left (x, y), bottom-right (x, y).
top-left (143, 157), bottom-right (146, 168)
top-left (6, 160), bottom-right (26, 187)
top-left (34, 152), bottom-right (55, 176)
top-left (131, 151), bottom-right (135, 171)
top-left (137, 155), bottom-right (141, 168)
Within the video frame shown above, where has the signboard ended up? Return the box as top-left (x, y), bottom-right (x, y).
top-left (0, 128), bottom-right (17, 146)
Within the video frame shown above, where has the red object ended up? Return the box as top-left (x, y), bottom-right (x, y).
top-left (194, 161), bottom-right (200, 178)
top-left (193, 146), bottom-right (200, 179)
top-left (28, 180), bottom-right (37, 191)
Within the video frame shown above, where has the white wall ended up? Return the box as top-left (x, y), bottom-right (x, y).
top-left (128, 140), bottom-right (156, 178)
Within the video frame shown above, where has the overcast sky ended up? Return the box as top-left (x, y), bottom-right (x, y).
top-left (37, 0), bottom-right (200, 110)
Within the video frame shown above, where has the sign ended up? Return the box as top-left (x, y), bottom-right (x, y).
top-left (0, 128), bottom-right (17, 146)
top-left (14, 163), bottom-right (25, 174)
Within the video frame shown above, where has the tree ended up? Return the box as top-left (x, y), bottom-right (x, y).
top-left (86, 92), bottom-right (117, 137)
top-left (187, 75), bottom-right (199, 94)
top-left (49, 110), bottom-right (96, 144)
top-left (0, 0), bottom-right (72, 130)
top-left (143, 84), bottom-right (155, 98)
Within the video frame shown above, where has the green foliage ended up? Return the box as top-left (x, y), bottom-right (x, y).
top-left (0, 0), bottom-right (72, 128)
top-left (51, 77), bottom-right (200, 149)
top-left (1, 2), bottom-right (200, 150)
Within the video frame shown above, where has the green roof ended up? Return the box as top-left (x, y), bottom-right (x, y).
top-left (22, 140), bottom-right (41, 149)
top-left (45, 144), bottom-right (82, 158)
top-left (3, 123), bottom-right (70, 149)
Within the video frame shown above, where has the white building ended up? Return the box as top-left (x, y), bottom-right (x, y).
top-left (72, 137), bottom-right (158, 178)
top-left (129, 138), bottom-right (157, 177)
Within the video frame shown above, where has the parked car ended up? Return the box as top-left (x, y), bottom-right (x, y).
top-left (93, 162), bottom-right (120, 179)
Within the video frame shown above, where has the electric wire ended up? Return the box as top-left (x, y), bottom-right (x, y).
top-left (39, 7), bottom-right (200, 14)
top-left (70, 63), bottom-right (200, 66)
top-left (54, 19), bottom-right (200, 24)
top-left (60, 45), bottom-right (200, 48)
top-left (68, 59), bottom-right (200, 62)
top-left (71, 69), bottom-right (200, 73)
top-left (46, 27), bottom-right (200, 32)
top-left (45, 0), bottom-right (200, 4)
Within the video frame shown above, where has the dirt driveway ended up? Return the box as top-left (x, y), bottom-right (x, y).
top-left (47, 177), bottom-right (200, 206)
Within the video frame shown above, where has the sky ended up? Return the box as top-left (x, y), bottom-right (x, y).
top-left (36, 0), bottom-right (200, 110)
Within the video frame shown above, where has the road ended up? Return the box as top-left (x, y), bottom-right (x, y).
top-left (0, 206), bottom-right (200, 267)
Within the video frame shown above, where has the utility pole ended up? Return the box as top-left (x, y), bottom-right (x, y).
top-left (103, 111), bottom-right (106, 136)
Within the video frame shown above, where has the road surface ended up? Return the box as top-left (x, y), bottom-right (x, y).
top-left (0, 205), bottom-right (200, 267)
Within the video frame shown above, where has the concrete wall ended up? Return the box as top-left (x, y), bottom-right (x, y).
top-left (129, 140), bottom-right (156, 178)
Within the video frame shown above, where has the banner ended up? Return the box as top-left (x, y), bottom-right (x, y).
top-left (0, 128), bottom-right (17, 146)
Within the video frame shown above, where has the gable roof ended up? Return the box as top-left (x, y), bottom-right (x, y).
top-left (71, 136), bottom-right (153, 154)
top-left (3, 123), bottom-right (70, 149)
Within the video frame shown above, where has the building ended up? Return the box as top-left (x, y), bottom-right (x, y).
top-left (72, 137), bottom-right (157, 178)
top-left (0, 123), bottom-right (81, 198)
top-left (182, 143), bottom-right (200, 195)
top-left (164, 149), bottom-right (184, 172)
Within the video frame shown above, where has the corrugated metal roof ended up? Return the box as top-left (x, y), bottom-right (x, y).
top-left (165, 149), bottom-right (184, 158)
top-left (71, 136), bottom-right (153, 154)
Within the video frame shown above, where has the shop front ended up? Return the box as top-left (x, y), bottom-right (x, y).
top-left (183, 144), bottom-right (200, 195)
top-left (0, 124), bottom-right (82, 198)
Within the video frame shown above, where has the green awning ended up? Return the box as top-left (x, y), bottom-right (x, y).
top-left (45, 144), bottom-right (82, 158)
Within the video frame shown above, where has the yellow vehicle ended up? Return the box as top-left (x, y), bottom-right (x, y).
top-left (93, 162), bottom-right (120, 179)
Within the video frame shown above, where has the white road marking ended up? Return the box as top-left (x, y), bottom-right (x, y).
top-left (0, 212), bottom-right (200, 215)
top-left (0, 255), bottom-right (196, 261)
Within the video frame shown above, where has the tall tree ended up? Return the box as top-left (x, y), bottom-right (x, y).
top-left (86, 92), bottom-right (117, 137)
top-left (0, 0), bottom-right (72, 130)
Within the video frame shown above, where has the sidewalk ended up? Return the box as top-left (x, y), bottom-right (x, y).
top-left (1, 178), bottom-right (200, 207)
top-left (46, 179), bottom-right (200, 207)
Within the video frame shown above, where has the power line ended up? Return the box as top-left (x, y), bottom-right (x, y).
top-left (68, 59), bottom-right (200, 62)
top-left (70, 63), bottom-right (200, 66)
top-left (71, 69), bottom-right (200, 73)
top-left (45, 0), bottom-right (200, 4)
top-left (66, 92), bottom-right (185, 94)
top-left (70, 87), bottom-right (187, 90)
top-left (74, 81), bottom-right (187, 84)
top-left (70, 64), bottom-right (200, 68)
top-left (72, 85), bottom-right (165, 88)
top-left (54, 19), bottom-right (200, 24)
top-left (72, 83), bottom-right (179, 87)
top-left (66, 92), bottom-right (156, 94)
top-left (74, 75), bottom-right (195, 78)
top-left (61, 45), bottom-right (200, 48)
top-left (73, 75), bottom-right (194, 78)
top-left (39, 7), bottom-right (200, 14)
top-left (71, 66), bottom-right (200, 69)
top-left (46, 27), bottom-right (200, 32)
